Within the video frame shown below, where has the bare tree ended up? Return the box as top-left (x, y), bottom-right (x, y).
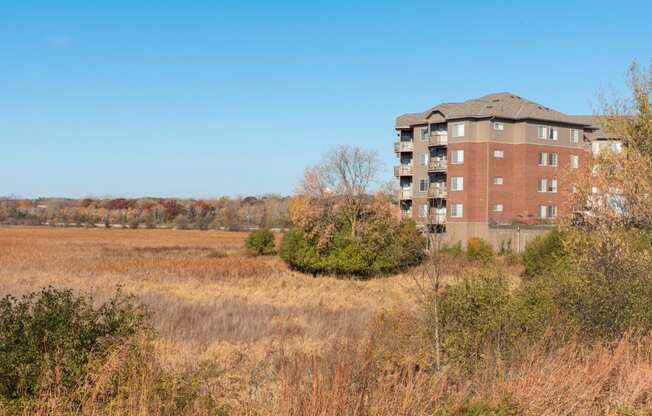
top-left (298, 145), bottom-right (381, 238)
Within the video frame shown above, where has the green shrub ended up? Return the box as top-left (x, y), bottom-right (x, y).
top-left (245, 228), bottom-right (276, 256)
top-left (280, 218), bottom-right (425, 277)
top-left (466, 238), bottom-right (494, 264)
top-left (521, 229), bottom-right (568, 278)
top-left (441, 241), bottom-right (464, 257)
top-left (0, 287), bottom-right (149, 400)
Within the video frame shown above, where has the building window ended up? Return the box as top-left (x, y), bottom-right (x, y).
top-left (592, 142), bottom-right (601, 155)
top-left (549, 178), bottom-right (558, 193)
top-left (548, 205), bottom-right (557, 218)
top-left (537, 125), bottom-right (547, 139)
top-left (451, 122), bottom-right (465, 137)
top-left (611, 142), bottom-right (623, 153)
top-left (451, 176), bottom-right (464, 191)
top-left (419, 203), bottom-right (429, 218)
top-left (420, 152), bottom-right (429, 166)
top-left (420, 127), bottom-right (429, 140)
top-left (538, 178), bottom-right (548, 192)
top-left (493, 203), bottom-right (503, 212)
top-left (570, 155), bottom-right (579, 169)
top-left (493, 122), bottom-right (504, 131)
top-left (419, 178), bottom-right (429, 192)
top-left (451, 203), bottom-right (463, 218)
top-left (549, 152), bottom-right (558, 166)
top-left (538, 205), bottom-right (547, 219)
top-left (538, 152), bottom-right (548, 166)
top-left (451, 149), bottom-right (464, 164)
top-left (493, 176), bottom-right (504, 185)
top-left (548, 127), bottom-right (558, 140)
top-left (494, 149), bottom-right (504, 158)
top-left (570, 129), bottom-right (580, 144)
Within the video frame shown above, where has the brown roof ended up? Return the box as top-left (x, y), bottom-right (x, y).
top-left (569, 115), bottom-right (622, 139)
top-left (396, 92), bottom-right (595, 128)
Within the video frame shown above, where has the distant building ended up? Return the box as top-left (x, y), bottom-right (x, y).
top-left (394, 92), bottom-right (611, 250)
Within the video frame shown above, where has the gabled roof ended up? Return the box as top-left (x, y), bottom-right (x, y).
top-left (396, 92), bottom-right (595, 128)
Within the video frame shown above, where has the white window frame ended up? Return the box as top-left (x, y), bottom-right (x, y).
top-left (537, 125), bottom-right (547, 140)
top-left (419, 203), bottom-right (429, 218)
top-left (549, 178), bottom-right (558, 193)
top-left (451, 122), bottom-right (465, 138)
top-left (420, 152), bottom-right (429, 166)
top-left (451, 149), bottom-right (464, 164)
top-left (538, 205), bottom-right (547, 219)
top-left (420, 127), bottom-right (429, 141)
top-left (549, 127), bottom-right (558, 141)
top-left (451, 203), bottom-right (463, 218)
top-left (493, 122), bottom-right (504, 131)
top-left (549, 152), bottom-right (558, 167)
top-left (538, 178), bottom-right (548, 192)
top-left (493, 176), bottom-right (504, 185)
top-left (419, 178), bottom-right (429, 193)
top-left (493, 203), bottom-right (503, 212)
top-left (548, 205), bottom-right (557, 218)
top-left (451, 176), bottom-right (464, 191)
top-left (570, 129), bottom-right (580, 144)
top-left (570, 155), bottom-right (579, 169)
top-left (494, 149), bottom-right (504, 158)
top-left (591, 142), bottom-right (600, 155)
top-left (538, 152), bottom-right (548, 166)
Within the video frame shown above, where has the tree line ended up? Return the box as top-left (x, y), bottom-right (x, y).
top-left (0, 195), bottom-right (291, 230)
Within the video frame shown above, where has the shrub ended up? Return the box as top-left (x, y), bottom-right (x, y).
top-left (466, 238), bottom-right (494, 264)
top-left (245, 228), bottom-right (276, 256)
top-left (521, 229), bottom-right (568, 278)
top-left (441, 241), bottom-right (464, 257)
top-left (0, 287), bottom-right (149, 400)
top-left (280, 218), bottom-right (425, 277)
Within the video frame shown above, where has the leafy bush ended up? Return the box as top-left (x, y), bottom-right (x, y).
top-left (245, 228), bottom-right (276, 256)
top-left (521, 229), bottom-right (568, 278)
top-left (466, 238), bottom-right (494, 264)
top-left (280, 217), bottom-right (425, 277)
top-left (0, 287), bottom-right (149, 400)
top-left (441, 241), bottom-right (464, 257)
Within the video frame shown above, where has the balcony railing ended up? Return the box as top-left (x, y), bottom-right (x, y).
top-left (394, 141), bottom-right (414, 153)
top-left (428, 159), bottom-right (448, 172)
top-left (400, 210), bottom-right (412, 219)
top-left (427, 132), bottom-right (448, 146)
top-left (394, 164), bottom-right (413, 177)
top-left (428, 210), bottom-right (447, 224)
top-left (427, 184), bottom-right (448, 199)
top-left (399, 189), bottom-right (413, 199)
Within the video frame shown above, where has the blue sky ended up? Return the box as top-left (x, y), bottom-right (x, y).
top-left (1, 1), bottom-right (650, 198)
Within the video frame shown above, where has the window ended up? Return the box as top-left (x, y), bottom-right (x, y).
top-left (538, 205), bottom-right (547, 219)
top-left (570, 155), bottom-right (579, 169)
top-left (451, 149), bottom-right (464, 164)
top-left (493, 176), bottom-right (504, 185)
top-left (538, 152), bottom-right (548, 166)
top-left (419, 178), bottom-right (429, 192)
top-left (549, 178), bottom-right (558, 193)
top-left (548, 205), bottom-right (557, 218)
top-left (537, 125), bottom-right (547, 139)
top-left (420, 127), bottom-right (429, 141)
top-left (611, 142), bottom-right (623, 153)
top-left (538, 178), bottom-right (548, 192)
top-left (570, 129), bottom-right (580, 144)
top-left (420, 152), bottom-right (429, 166)
top-left (451, 176), bottom-right (464, 191)
top-left (452, 122), bottom-right (465, 137)
top-left (548, 127), bottom-right (558, 140)
top-left (592, 142), bottom-right (601, 155)
top-left (419, 203), bottom-right (429, 218)
top-left (493, 203), bottom-right (503, 212)
top-left (494, 149), bottom-right (504, 158)
top-left (493, 122), bottom-right (504, 131)
top-left (451, 203), bottom-right (463, 218)
top-left (549, 152), bottom-right (558, 166)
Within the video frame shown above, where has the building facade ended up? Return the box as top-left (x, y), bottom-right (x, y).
top-left (394, 92), bottom-right (607, 250)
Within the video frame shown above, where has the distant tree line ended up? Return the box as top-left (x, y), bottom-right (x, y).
top-left (0, 195), bottom-right (290, 230)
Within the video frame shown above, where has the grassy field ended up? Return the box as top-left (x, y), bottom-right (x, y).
top-left (0, 226), bottom-right (414, 374)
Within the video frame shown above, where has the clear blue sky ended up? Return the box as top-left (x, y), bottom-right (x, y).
top-left (1, 1), bottom-right (650, 198)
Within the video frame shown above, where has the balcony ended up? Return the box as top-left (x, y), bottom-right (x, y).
top-left (427, 132), bottom-right (448, 147)
top-left (400, 210), bottom-right (412, 219)
top-left (428, 159), bottom-right (448, 172)
top-left (399, 189), bottom-right (413, 200)
top-left (428, 184), bottom-right (448, 199)
top-left (394, 164), bottom-right (413, 177)
top-left (394, 141), bottom-right (414, 153)
top-left (428, 209), bottom-right (447, 224)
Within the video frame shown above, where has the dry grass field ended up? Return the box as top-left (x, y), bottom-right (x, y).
top-left (0, 226), bottom-right (416, 392)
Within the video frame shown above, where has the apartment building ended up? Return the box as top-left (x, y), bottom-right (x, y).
top-left (394, 92), bottom-right (603, 249)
